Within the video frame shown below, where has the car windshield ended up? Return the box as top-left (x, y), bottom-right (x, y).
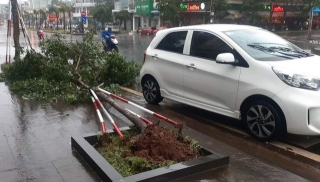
top-left (223, 29), bottom-right (313, 61)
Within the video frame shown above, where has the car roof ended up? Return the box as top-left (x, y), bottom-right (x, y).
top-left (159, 24), bottom-right (261, 33)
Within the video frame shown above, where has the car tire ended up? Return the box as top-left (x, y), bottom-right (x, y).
top-left (242, 100), bottom-right (285, 141)
top-left (141, 76), bottom-right (163, 104)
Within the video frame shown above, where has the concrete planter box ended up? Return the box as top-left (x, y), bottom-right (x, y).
top-left (71, 127), bottom-right (229, 182)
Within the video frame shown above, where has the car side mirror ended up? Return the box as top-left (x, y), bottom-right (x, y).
top-left (216, 53), bottom-right (237, 64)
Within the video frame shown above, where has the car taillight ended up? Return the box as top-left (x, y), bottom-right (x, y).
top-left (143, 51), bottom-right (146, 64)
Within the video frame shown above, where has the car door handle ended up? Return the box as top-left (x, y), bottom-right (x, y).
top-left (186, 63), bottom-right (196, 69)
top-left (152, 54), bottom-right (158, 59)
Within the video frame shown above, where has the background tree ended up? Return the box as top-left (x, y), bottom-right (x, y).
top-left (59, 5), bottom-right (67, 31)
top-left (11, 0), bottom-right (20, 59)
top-left (157, 0), bottom-right (184, 27)
top-left (113, 10), bottom-right (130, 30)
top-left (24, 11), bottom-right (31, 28)
top-left (241, 0), bottom-right (264, 25)
top-left (33, 9), bottom-right (38, 27)
top-left (210, 0), bottom-right (229, 23)
top-left (91, 4), bottom-right (113, 28)
top-left (301, 0), bottom-right (320, 39)
top-left (38, 9), bottom-right (47, 28)
top-left (51, 0), bottom-right (63, 6)
top-left (65, 5), bottom-right (73, 33)
top-left (49, 5), bottom-right (60, 30)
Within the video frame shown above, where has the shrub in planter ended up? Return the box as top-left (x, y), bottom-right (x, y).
top-left (72, 125), bottom-right (229, 182)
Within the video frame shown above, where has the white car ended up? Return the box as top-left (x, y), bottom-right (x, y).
top-left (140, 24), bottom-right (320, 140)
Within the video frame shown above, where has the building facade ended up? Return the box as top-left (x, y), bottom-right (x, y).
top-left (112, 0), bottom-right (160, 31)
top-left (86, 0), bottom-right (318, 32)
top-left (72, 0), bottom-right (95, 27)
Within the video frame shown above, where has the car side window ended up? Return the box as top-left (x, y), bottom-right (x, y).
top-left (190, 31), bottom-right (233, 60)
top-left (156, 31), bottom-right (188, 54)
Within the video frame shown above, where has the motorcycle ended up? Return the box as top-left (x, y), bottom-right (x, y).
top-left (102, 34), bottom-right (119, 53)
top-left (38, 30), bottom-right (44, 41)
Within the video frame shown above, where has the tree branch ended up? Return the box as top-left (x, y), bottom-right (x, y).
top-left (96, 92), bottom-right (147, 132)
top-left (77, 75), bottom-right (89, 89)
top-left (75, 56), bottom-right (81, 71)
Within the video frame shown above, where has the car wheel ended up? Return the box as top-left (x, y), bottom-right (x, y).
top-left (242, 100), bottom-right (284, 141)
top-left (142, 76), bottom-right (163, 104)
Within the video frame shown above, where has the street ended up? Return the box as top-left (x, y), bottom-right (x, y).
top-left (1, 25), bottom-right (320, 181)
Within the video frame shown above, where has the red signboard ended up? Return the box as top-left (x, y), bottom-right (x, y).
top-left (188, 4), bottom-right (200, 10)
top-left (81, 11), bottom-right (86, 17)
top-left (180, 2), bottom-right (206, 11)
top-left (49, 14), bottom-right (58, 22)
top-left (272, 5), bottom-right (284, 12)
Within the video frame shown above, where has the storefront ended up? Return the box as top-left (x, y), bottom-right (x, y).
top-left (133, 0), bottom-right (160, 31)
top-left (179, 2), bottom-right (210, 26)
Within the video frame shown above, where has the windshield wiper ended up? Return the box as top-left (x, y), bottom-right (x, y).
top-left (247, 44), bottom-right (273, 52)
top-left (273, 47), bottom-right (312, 57)
top-left (248, 43), bottom-right (313, 58)
top-left (247, 44), bottom-right (295, 59)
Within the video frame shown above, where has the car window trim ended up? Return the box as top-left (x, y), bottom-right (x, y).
top-left (185, 30), bottom-right (249, 68)
top-left (154, 30), bottom-right (189, 55)
top-left (186, 30), bottom-right (234, 55)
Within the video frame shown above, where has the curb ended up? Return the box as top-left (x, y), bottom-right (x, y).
top-left (118, 86), bottom-right (320, 169)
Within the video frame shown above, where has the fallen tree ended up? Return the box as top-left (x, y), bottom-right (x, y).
top-left (1, 31), bottom-right (147, 130)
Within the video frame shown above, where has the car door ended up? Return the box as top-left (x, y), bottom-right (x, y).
top-left (183, 30), bottom-right (241, 114)
top-left (151, 30), bottom-right (189, 97)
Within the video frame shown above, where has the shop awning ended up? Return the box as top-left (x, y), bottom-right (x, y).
top-left (257, 11), bottom-right (298, 18)
top-left (225, 10), bottom-right (243, 19)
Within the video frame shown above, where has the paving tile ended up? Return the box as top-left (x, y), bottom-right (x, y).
top-left (56, 163), bottom-right (99, 182)
top-left (6, 136), bottom-right (52, 165)
top-left (37, 137), bottom-right (73, 161)
top-left (0, 129), bottom-right (10, 148)
top-left (174, 166), bottom-right (255, 182)
top-left (28, 122), bottom-right (64, 142)
top-left (0, 146), bottom-right (17, 172)
top-left (0, 169), bottom-right (21, 182)
top-left (17, 162), bottom-right (64, 182)
top-left (52, 156), bottom-right (81, 169)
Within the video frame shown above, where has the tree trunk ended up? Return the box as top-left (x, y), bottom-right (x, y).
top-left (63, 12), bottom-right (66, 31)
top-left (56, 13), bottom-right (59, 30)
top-left (96, 92), bottom-right (147, 132)
top-left (307, 4), bottom-right (313, 40)
top-left (35, 14), bottom-right (38, 28)
top-left (11, 0), bottom-right (20, 60)
top-left (69, 13), bottom-right (72, 33)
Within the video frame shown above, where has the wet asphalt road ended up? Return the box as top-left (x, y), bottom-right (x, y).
top-left (0, 25), bottom-right (320, 181)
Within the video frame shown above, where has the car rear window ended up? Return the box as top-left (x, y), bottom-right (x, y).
top-left (156, 31), bottom-right (188, 54)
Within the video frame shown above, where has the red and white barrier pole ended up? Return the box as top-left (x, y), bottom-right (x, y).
top-left (126, 108), bottom-right (153, 125)
top-left (6, 0), bottom-right (12, 64)
top-left (97, 88), bottom-right (182, 127)
top-left (90, 89), bottom-right (123, 138)
top-left (90, 96), bottom-right (107, 133)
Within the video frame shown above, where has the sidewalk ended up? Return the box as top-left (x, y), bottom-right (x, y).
top-left (0, 74), bottom-right (312, 181)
